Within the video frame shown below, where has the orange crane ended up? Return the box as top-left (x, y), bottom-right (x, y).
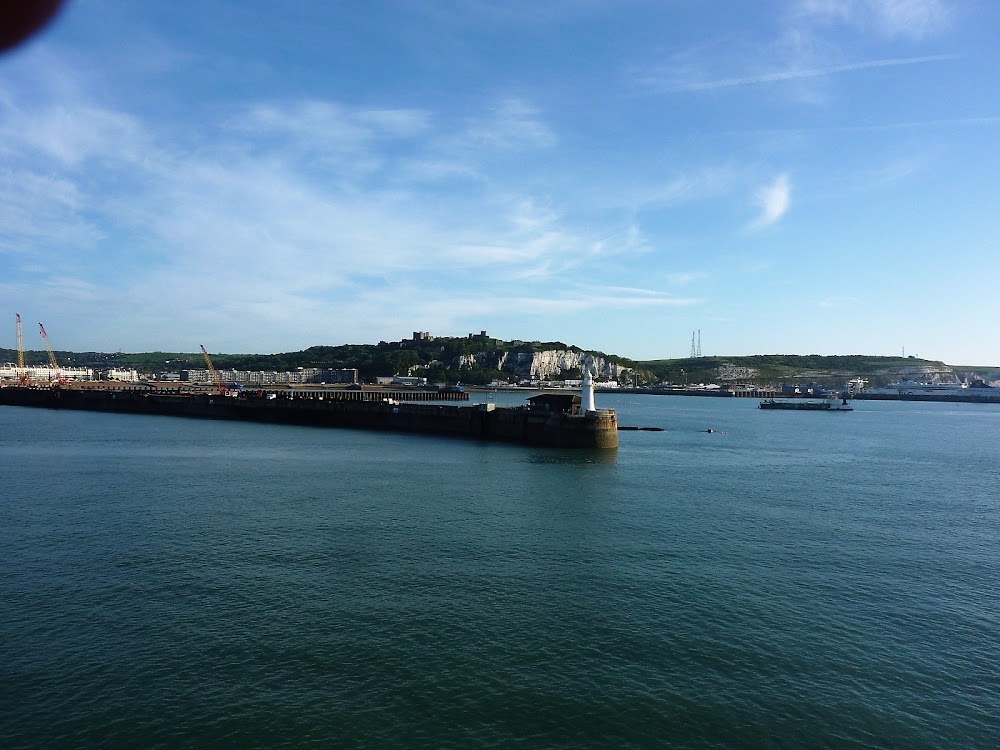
top-left (200, 344), bottom-right (224, 393)
top-left (38, 322), bottom-right (63, 384)
top-left (16, 313), bottom-right (29, 385)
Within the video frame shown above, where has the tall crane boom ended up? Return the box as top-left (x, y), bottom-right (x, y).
top-left (200, 344), bottom-right (223, 392)
top-left (38, 322), bottom-right (62, 384)
top-left (39, 322), bottom-right (59, 369)
top-left (16, 313), bottom-right (29, 385)
top-left (16, 313), bottom-right (24, 369)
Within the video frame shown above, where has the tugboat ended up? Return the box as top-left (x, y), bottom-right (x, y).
top-left (759, 394), bottom-right (853, 411)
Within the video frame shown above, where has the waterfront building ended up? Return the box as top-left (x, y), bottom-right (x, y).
top-left (0, 364), bottom-right (93, 382)
top-left (377, 376), bottom-right (428, 386)
top-left (180, 367), bottom-right (358, 386)
top-left (102, 368), bottom-right (140, 382)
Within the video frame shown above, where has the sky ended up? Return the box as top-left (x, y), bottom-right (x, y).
top-left (1, 0), bottom-right (999, 363)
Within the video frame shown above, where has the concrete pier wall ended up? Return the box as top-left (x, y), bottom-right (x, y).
top-left (0, 386), bottom-right (617, 449)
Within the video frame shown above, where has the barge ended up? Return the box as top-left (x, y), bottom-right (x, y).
top-left (0, 383), bottom-right (619, 449)
top-left (759, 396), bottom-right (853, 411)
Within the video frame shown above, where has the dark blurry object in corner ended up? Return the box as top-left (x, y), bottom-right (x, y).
top-left (1, 0), bottom-right (66, 53)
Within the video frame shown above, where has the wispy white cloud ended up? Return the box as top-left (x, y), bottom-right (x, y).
top-left (652, 53), bottom-right (955, 93)
top-left (793, 0), bottom-right (953, 40)
top-left (461, 98), bottom-right (556, 150)
top-left (395, 157), bottom-right (478, 183)
top-left (0, 169), bottom-right (103, 254)
top-left (634, 0), bottom-right (957, 102)
top-left (665, 271), bottom-right (707, 286)
top-left (450, 243), bottom-right (540, 265)
top-left (220, 101), bottom-right (433, 184)
top-left (623, 168), bottom-right (736, 210)
top-left (40, 275), bottom-right (104, 303)
top-left (507, 197), bottom-right (559, 233)
top-left (0, 103), bottom-right (147, 166)
top-left (601, 285), bottom-right (672, 296)
top-left (713, 115), bottom-right (1000, 139)
top-left (741, 259), bottom-right (774, 274)
top-left (588, 223), bottom-right (647, 257)
top-left (0, 74), bottom-right (651, 351)
top-left (233, 101), bottom-right (431, 147)
top-left (817, 295), bottom-right (862, 307)
top-left (749, 173), bottom-right (792, 229)
top-left (858, 156), bottom-right (925, 188)
top-left (360, 286), bottom-right (699, 322)
top-left (355, 108), bottom-right (433, 137)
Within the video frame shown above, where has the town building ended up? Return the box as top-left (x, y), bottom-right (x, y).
top-left (0, 364), bottom-right (93, 382)
top-left (179, 368), bottom-right (358, 385)
top-left (102, 368), bottom-right (141, 382)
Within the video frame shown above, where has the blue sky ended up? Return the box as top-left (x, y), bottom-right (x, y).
top-left (2, 0), bottom-right (999, 363)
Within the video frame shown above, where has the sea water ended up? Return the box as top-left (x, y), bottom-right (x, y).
top-left (1, 395), bottom-right (998, 748)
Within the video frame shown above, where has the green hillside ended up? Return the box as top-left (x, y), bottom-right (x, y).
top-left (2, 341), bottom-right (976, 388)
top-left (637, 354), bottom-right (948, 387)
top-left (2, 337), bottom-right (634, 385)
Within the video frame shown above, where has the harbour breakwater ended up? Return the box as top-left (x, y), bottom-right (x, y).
top-left (0, 386), bottom-right (618, 449)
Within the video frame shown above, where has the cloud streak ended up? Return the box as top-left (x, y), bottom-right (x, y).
top-left (816, 295), bottom-right (861, 308)
top-left (659, 53), bottom-right (956, 93)
top-left (665, 272), bottom-right (707, 286)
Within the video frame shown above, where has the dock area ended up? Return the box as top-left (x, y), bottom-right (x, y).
top-left (0, 384), bottom-right (616, 449)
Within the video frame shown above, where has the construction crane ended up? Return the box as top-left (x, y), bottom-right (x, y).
top-left (38, 322), bottom-right (63, 384)
top-left (200, 344), bottom-right (224, 393)
top-left (15, 313), bottom-right (29, 385)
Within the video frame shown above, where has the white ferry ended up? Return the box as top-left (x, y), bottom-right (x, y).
top-left (865, 380), bottom-right (991, 397)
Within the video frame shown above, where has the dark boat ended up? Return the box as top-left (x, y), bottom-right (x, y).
top-left (759, 396), bottom-right (853, 411)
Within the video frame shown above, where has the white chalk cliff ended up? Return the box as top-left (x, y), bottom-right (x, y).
top-left (455, 349), bottom-right (629, 381)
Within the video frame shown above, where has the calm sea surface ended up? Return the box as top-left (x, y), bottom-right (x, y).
top-left (2, 394), bottom-right (998, 749)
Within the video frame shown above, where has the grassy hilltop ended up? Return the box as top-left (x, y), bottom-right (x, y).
top-left (3, 337), bottom-right (983, 387)
top-left (1, 337), bottom-right (631, 386)
top-left (638, 354), bottom-right (955, 388)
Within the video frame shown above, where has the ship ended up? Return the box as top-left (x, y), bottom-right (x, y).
top-left (759, 396), bottom-right (853, 411)
top-left (864, 380), bottom-right (989, 396)
top-left (858, 379), bottom-right (999, 403)
top-left (0, 376), bottom-right (618, 450)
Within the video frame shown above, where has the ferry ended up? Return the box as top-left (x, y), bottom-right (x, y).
top-left (865, 380), bottom-right (992, 397)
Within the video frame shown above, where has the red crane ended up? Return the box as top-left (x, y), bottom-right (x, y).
top-left (38, 322), bottom-right (63, 383)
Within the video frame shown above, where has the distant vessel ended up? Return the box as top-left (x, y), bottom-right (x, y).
top-left (865, 380), bottom-right (991, 397)
top-left (759, 396), bottom-right (853, 411)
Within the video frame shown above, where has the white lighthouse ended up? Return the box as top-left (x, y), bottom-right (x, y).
top-left (581, 356), bottom-right (597, 413)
